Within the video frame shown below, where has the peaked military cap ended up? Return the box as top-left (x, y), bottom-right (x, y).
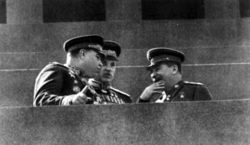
top-left (63, 35), bottom-right (104, 53)
top-left (147, 47), bottom-right (185, 68)
top-left (103, 40), bottom-right (121, 61)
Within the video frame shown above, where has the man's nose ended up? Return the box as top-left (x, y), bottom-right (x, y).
top-left (150, 71), bottom-right (156, 79)
top-left (104, 65), bottom-right (112, 71)
top-left (98, 60), bottom-right (103, 67)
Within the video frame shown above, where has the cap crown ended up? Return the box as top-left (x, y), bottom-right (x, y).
top-left (146, 47), bottom-right (185, 67)
top-left (103, 40), bottom-right (121, 61)
top-left (63, 35), bottom-right (104, 52)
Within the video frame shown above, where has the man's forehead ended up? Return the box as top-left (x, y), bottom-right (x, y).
top-left (84, 49), bottom-right (97, 54)
top-left (103, 59), bottom-right (117, 64)
top-left (147, 63), bottom-right (160, 72)
top-left (85, 49), bottom-right (105, 59)
top-left (147, 62), bottom-right (173, 71)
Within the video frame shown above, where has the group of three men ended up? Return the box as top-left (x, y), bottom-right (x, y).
top-left (33, 35), bottom-right (212, 106)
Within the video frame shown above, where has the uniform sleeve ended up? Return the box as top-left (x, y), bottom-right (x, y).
top-left (124, 97), bottom-right (132, 103)
top-left (137, 98), bottom-right (150, 103)
top-left (194, 85), bottom-right (212, 101)
top-left (119, 93), bottom-right (132, 103)
top-left (33, 66), bottom-right (66, 106)
top-left (136, 93), bottom-right (160, 103)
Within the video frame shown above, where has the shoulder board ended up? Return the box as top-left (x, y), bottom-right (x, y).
top-left (50, 62), bottom-right (67, 68)
top-left (109, 87), bottom-right (131, 98)
top-left (44, 62), bottom-right (69, 71)
top-left (183, 81), bottom-right (204, 86)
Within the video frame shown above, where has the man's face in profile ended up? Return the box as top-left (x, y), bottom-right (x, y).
top-left (150, 62), bottom-right (175, 86)
top-left (79, 50), bottom-right (103, 78)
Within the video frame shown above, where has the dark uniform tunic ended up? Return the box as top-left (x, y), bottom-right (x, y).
top-left (33, 62), bottom-right (131, 106)
top-left (93, 86), bottom-right (132, 104)
top-left (33, 62), bottom-right (88, 106)
top-left (138, 81), bottom-right (212, 103)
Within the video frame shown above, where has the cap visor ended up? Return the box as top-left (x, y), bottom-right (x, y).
top-left (105, 56), bottom-right (118, 61)
top-left (146, 64), bottom-right (156, 71)
top-left (98, 52), bottom-right (105, 60)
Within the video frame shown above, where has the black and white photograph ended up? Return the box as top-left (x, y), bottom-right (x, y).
top-left (0, 0), bottom-right (249, 144)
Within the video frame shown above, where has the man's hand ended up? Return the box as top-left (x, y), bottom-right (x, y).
top-left (139, 81), bottom-right (165, 101)
top-left (61, 85), bottom-right (96, 105)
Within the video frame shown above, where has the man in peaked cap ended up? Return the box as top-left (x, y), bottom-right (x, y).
top-left (33, 35), bottom-right (105, 106)
top-left (89, 40), bottom-right (132, 104)
top-left (137, 47), bottom-right (212, 103)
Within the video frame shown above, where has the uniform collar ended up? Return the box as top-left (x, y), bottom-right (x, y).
top-left (102, 82), bottom-right (111, 89)
top-left (165, 80), bottom-right (184, 94)
top-left (65, 64), bottom-right (89, 81)
top-left (98, 81), bottom-right (111, 93)
top-left (175, 80), bottom-right (184, 88)
top-left (97, 83), bottom-right (112, 94)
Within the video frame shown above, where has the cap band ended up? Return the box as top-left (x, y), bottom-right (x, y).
top-left (88, 44), bottom-right (103, 51)
top-left (150, 55), bottom-right (182, 66)
top-left (103, 49), bottom-right (118, 60)
top-left (68, 43), bottom-right (103, 52)
top-left (104, 50), bottom-right (117, 57)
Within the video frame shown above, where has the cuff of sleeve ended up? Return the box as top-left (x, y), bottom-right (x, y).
top-left (61, 95), bottom-right (73, 106)
top-left (137, 98), bottom-right (150, 103)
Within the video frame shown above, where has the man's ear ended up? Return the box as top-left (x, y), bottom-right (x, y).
top-left (172, 65), bottom-right (178, 74)
top-left (79, 49), bottom-right (87, 58)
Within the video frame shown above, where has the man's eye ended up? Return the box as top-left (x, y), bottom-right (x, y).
top-left (110, 62), bottom-right (116, 67)
top-left (103, 61), bottom-right (107, 66)
top-left (151, 67), bottom-right (159, 73)
top-left (155, 64), bottom-right (162, 71)
top-left (96, 55), bottom-right (100, 60)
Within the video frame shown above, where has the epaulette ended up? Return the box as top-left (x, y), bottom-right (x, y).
top-left (40, 62), bottom-right (67, 73)
top-left (44, 62), bottom-right (68, 70)
top-left (183, 81), bottom-right (204, 86)
top-left (109, 87), bottom-right (131, 98)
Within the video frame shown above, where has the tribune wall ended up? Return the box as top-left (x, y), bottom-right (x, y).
top-left (0, 100), bottom-right (249, 145)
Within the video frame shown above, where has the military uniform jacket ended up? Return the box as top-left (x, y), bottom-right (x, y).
top-left (138, 81), bottom-right (212, 103)
top-left (33, 62), bottom-right (87, 106)
top-left (93, 86), bottom-right (132, 104)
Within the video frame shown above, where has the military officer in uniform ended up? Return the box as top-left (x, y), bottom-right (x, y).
top-left (137, 47), bottom-right (212, 103)
top-left (90, 40), bottom-right (132, 104)
top-left (33, 35), bottom-right (105, 106)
